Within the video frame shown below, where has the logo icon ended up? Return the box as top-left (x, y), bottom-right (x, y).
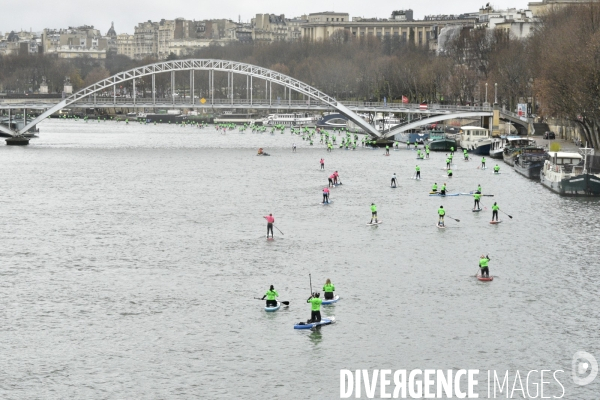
top-left (572, 351), bottom-right (598, 386)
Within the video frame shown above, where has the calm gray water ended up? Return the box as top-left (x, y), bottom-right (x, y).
top-left (1, 119), bottom-right (599, 399)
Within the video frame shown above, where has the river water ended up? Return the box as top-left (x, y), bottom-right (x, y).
top-left (1, 119), bottom-right (599, 399)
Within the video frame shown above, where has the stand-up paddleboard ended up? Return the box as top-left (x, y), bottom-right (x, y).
top-left (476, 274), bottom-right (494, 281)
top-left (436, 223), bottom-right (446, 229)
top-left (472, 208), bottom-right (483, 212)
top-left (390, 186), bottom-right (397, 189)
top-left (429, 193), bottom-right (460, 196)
top-left (416, 157), bottom-right (425, 160)
top-left (334, 183), bottom-right (343, 186)
top-left (490, 220), bottom-right (502, 224)
top-left (294, 316), bottom-right (335, 330)
top-left (493, 172), bottom-right (501, 174)
top-left (320, 201), bottom-right (333, 205)
top-left (367, 221), bottom-right (383, 226)
top-left (384, 154), bottom-right (390, 156)
top-left (322, 295), bottom-right (340, 305)
top-left (265, 301), bottom-right (281, 312)
top-left (267, 237), bottom-right (275, 241)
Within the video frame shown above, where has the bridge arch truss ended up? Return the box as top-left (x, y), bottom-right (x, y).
top-left (15, 59), bottom-right (381, 137)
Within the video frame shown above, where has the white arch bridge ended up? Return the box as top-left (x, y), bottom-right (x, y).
top-left (0, 59), bottom-right (532, 139)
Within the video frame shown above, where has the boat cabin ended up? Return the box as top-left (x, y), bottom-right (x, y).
top-left (460, 126), bottom-right (490, 140)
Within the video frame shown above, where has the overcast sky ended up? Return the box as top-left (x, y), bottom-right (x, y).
top-left (3, 0), bottom-right (529, 34)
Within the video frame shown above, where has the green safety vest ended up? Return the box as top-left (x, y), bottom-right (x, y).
top-left (265, 290), bottom-right (279, 300)
top-left (494, 166), bottom-right (500, 171)
top-left (492, 204), bottom-right (499, 211)
top-left (451, 147), bottom-right (454, 151)
top-left (479, 258), bottom-right (489, 268)
top-left (308, 297), bottom-right (322, 311)
top-left (323, 283), bottom-right (335, 292)
top-left (438, 208), bottom-right (445, 216)
top-left (474, 193), bottom-right (481, 200)
top-left (448, 170), bottom-right (452, 174)
top-left (371, 205), bottom-right (377, 212)
top-left (432, 184), bottom-right (438, 190)
top-left (416, 166), bottom-right (420, 171)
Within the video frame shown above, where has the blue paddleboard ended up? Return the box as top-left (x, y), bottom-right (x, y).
top-left (294, 316), bottom-right (335, 329)
top-left (265, 301), bottom-right (281, 312)
top-left (322, 295), bottom-right (340, 305)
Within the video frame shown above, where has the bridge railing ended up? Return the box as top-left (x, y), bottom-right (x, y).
top-left (70, 97), bottom-right (494, 113)
top-left (72, 97), bottom-right (335, 107)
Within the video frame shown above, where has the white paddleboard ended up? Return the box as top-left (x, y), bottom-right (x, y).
top-left (437, 223), bottom-right (446, 229)
top-left (366, 221), bottom-right (383, 226)
top-left (490, 220), bottom-right (503, 224)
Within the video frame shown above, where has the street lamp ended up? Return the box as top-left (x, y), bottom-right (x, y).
top-left (485, 82), bottom-right (488, 104)
top-left (494, 83), bottom-right (498, 104)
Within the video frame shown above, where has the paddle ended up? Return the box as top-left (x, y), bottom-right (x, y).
top-left (273, 225), bottom-right (285, 235)
top-left (254, 298), bottom-right (290, 305)
top-left (309, 273), bottom-right (313, 296)
top-left (446, 215), bottom-right (460, 222)
top-left (500, 209), bottom-right (513, 219)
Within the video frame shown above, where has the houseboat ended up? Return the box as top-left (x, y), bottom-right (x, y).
top-left (489, 135), bottom-right (519, 159)
top-left (459, 126), bottom-right (491, 155)
top-left (513, 147), bottom-right (549, 179)
top-left (502, 137), bottom-right (537, 166)
top-left (214, 112), bottom-right (259, 125)
top-left (540, 150), bottom-right (600, 196)
top-left (426, 129), bottom-right (457, 151)
top-left (264, 112), bottom-right (316, 127)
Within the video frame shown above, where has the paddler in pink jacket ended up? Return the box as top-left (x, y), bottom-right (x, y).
top-left (264, 214), bottom-right (275, 238)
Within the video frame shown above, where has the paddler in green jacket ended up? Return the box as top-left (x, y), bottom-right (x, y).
top-left (450, 146), bottom-right (454, 156)
top-left (385, 145), bottom-right (390, 155)
top-left (431, 182), bottom-right (438, 193)
top-left (494, 164), bottom-right (500, 174)
top-left (261, 285), bottom-right (279, 307)
top-left (479, 255), bottom-right (491, 277)
top-left (476, 184), bottom-right (482, 194)
top-left (307, 292), bottom-right (322, 323)
top-left (323, 279), bottom-right (335, 300)
top-left (473, 192), bottom-right (481, 210)
top-left (463, 148), bottom-right (469, 160)
top-left (438, 205), bottom-right (446, 226)
top-left (447, 168), bottom-right (453, 177)
top-left (370, 203), bottom-right (378, 224)
top-left (492, 202), bottom-right (500, 221)
top-left (440, 182), bottom-right (447, 196)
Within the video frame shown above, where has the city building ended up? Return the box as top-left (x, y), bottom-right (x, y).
top-left (41, 25), bottom-right (107, 57)
top-left (301, 10), bottom-right (476, 47)
top-left (116, 33), bottom-right (135, 59)
top-left (0, 30), bottom-right (41, 56)
top-left (106, 22), bottom-right (117, 54)
top-left (129, 18), bottom-right (243, 59)
top-left (252, 14), bottom-right (306, 42)
top-left (528, 0), bottom-right (590, 16)
top-left (478, 5), bottom-right (539, 39)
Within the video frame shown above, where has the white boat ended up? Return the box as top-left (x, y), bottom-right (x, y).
top-left (214, 111), bottom-right (258, 124)
top-left (489, 135), bottom-right (519, 159)
top-left (540, 150), bottom-right (600, 196)
top-left (459, 126), bottom-right (491, 155)
top-left (263, 113), bottom-right (316, 126)
top-left (374, 113), bottom-right (404, 131)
